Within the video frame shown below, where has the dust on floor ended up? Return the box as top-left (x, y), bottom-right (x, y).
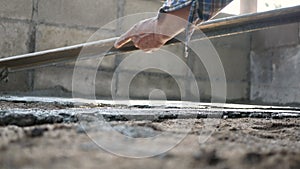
top-left (0, 99), bottom-right (299, 169)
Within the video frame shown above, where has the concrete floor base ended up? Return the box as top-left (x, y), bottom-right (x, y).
top-left (0, 96), bottom-right (299, 169)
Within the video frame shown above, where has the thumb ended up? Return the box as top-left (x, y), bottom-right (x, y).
top-left (114, 27), bottom-right (136, 48)
top-left (114, 35), bottom-right (132, 49)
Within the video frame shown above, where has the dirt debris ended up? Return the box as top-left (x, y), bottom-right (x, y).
top-left (0, 117), bottom-right (299, 169)
top-left (0, 99), bottom-right (299, 169)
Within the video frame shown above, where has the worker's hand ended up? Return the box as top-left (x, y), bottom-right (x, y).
top-left (114, 6), bottom-right (191, 52)
top-left (114, 17), bottom-right (173, 52)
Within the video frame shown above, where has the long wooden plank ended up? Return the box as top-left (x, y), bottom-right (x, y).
top-left (1, 5), bottom-right (300, 72)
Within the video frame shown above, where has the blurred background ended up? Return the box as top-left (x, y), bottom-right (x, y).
top-left (0, 0), bottom-right (300, 105)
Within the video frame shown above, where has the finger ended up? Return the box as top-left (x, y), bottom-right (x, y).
top-left (114, 26), bottom-right (137, 48)
top-left (114, 36), bottom-right (131, 49)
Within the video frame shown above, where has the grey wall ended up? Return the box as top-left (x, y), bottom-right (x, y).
top-left (250, 23), bottom-right (300, 105)
top-left (2, 0), bottom-right (298, 105)
top-left (0, 0), bottom-right (163, 96)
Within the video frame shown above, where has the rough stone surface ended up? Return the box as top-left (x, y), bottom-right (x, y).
top-left (252, 23), bottom-right (299, 51)
top-left (0, 0), bottom-right (33, 20)
top-left (38, 0), bottom-right (117, 28)
top-left (250, 45), bottom-right (300, 105)
top-left (0, 22), bottom-right (30, 58)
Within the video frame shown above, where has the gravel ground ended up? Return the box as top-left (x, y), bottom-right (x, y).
top-left (0, 99), bottom-right (299, 169)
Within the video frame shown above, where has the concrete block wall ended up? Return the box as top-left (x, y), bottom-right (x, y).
top-left (32, 0), bottom-right (164, 99)
top-left (0, 0), bottom-right (251, 103)
top-left (189, 33), bottom-right (251, 101)
top-left (3, 0), bottom-right (288, 104)
top-left (0, 0), bottom-right (34, 92)
top-left (250, 23), bottom-right (300, 105)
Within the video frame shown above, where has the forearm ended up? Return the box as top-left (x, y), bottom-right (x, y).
top-left (114, 0), bottom-right (233, 51)
top-left (164, 5), bottom-right (190, 21)
top-left (157, 5), bottom-right (191, 37)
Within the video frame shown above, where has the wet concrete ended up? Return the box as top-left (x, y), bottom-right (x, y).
top-left (0, 96), bottom-right (300, 169)
top-left (0, 96), bottom-right (299, 127)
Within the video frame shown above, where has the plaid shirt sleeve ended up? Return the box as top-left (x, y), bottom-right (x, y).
top-left (160, 0), bottom-right (233, 22)
top-left (160, 0), bottom-right (233, 57)
top-left (160, 0), bottom-right (194, 12)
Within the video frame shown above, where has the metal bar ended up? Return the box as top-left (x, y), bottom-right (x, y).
top-left (1, 5), bottom-right (300, 73)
